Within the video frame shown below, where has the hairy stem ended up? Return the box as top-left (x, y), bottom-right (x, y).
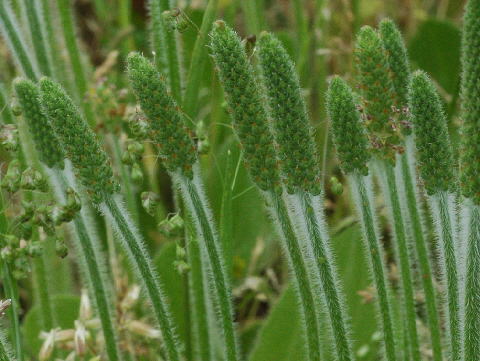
top-left (400, 139), bottom-right (443, 361)
top-left (101, 194), bottom-right (182, 361)
top-left (289, 191), bottom-right (354, 361)
top-left (175, 171), bottom-right (239, 361)
top-left (377, 161), bottom-right (420, 361)
top-left (429, 191), bottom-right (461, 360)
top-left (463, 202), bottom-right (480, 359)
top-left (264, 190), bottom-right (322, 361)
top-left (350, 173), bottom-right (396, 361)
top-left (24, 0), bottom-right (51, 76)
top-left (46, 166), bottom-right (121, 361)
top-left (0, 331), bottom-right (14, 361)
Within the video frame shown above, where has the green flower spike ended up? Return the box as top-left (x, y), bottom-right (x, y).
top-left (13, 78), bottom-right (64, 169)
top-left (39, 78), bottom-right (119, 204)
top-left (409, 71), bottom-right (455, 195)
top-left (379, 18), bottom-right (411, 134)
top-left (210, 21), bottom-right (280, 191)
top-left (327, 76), bottom-right (370, 176)
top-left (257, 32), bottom-right (320, 194)
top-left (354, 26), bottom-right (400, 160)
top-left (460, 0), bottom-right (480, 204)
top-left (126, 52), bottom-right (197, 178)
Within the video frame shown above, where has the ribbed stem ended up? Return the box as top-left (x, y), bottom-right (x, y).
top-left (290, 191), bottom-right (354, 361)
top-left (400, 139), bottom-right (443, 361)
top-left (182, 0), bottom-right (218, 116)
top-left (429, 192), bottom-right (461, 361)
top-left (464, 203), bottom-right (480, 359)
top-left (350, 173), bottom-right (396, 361)
top-left (149, 0), bottom-right (182, 101)
top-left (377, 161), bottom-right (420, 361)
top-left (55, 0), bottom-right (94, 124)
top-left (0, 264), bottom-right (22, 361)
top-left (175, 172), bottom-right (239, 361)
top-left (31, 255), bottom-right (54, 331)
top-left (101, 195), bottom-right (182, 361)
top-left (0, 1), bottom-right (38, 80)
top-left (264, 190), bottom-right (322, 361)
top-left (46, 166), bottom-right (121, 361)
top-left (23, 0), bottom-right (51, 76)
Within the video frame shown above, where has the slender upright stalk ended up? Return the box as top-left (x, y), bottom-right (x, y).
top-left (23, 0), bottom-right (51, 76)
top-left (0, 1), bottom-right (38, 80)
top-left (463, 203), bottom-right (480, 358)
top-left (101, 195), bottom-right (181, 361)
top-left (377, 161), bottom-right (420, 361)
top-left (148, 0), bottom-right (182, 101)
top-left (55, 0), bottom-right (95, 124)
top-left (174, 172), bottom-right (239, 361)
top-left (400, 140), bottom-right (443, 361)
top-left (182, 0), bottom-right (219, 116)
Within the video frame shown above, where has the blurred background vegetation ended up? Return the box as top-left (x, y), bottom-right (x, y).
top-left (0, 0), bottom-right (467, 359)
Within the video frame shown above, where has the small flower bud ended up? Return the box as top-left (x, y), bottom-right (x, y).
top-left (130, 163), bottom-right (144, 185)
top-left (141, 191), bottom-right (160, 216)
top-left (1, 159), bottom-right (21, 192)
top-left (158, 213), bottom-right (184, 237)
top-left (55, 238), bottom-right (68, 258)
top-left (0, 124), bottom-right (19, 152)
top-left (20, 167), bottom-right (48, 192)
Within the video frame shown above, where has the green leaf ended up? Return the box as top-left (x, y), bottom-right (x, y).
top-left (408, 19), bottom-right (461, 96)
top-left (22, 294), bottom-right (80, 357)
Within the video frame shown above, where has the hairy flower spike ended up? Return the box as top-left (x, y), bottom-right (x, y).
top-left (409, 71), bottom-right (455, 195)
top-left (257, 32), bottom-right (321, 194)
top-left (355, 26), bottom-right (401, 160)
top-left (327, 76), bottom-right (370, 175)
top-left (210, 21), bottom-right (280, 191)
top-left (379, 19), bottom-right (411, 134)
top-left (39, 78), bottom-right (119, 203)
top-left (126, 52), bottom-right (197, 178)
top-left (460, 0), bottom-right (480, 204)
top-left (13, 78), bottom-right (65, 169)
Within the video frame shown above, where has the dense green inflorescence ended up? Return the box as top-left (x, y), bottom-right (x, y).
top-left (39, 78), bottom-right (119, 203)
top-left (409, 71), bottom-right (455, 195)
top-left (354, 26), bottom-right (401, 161)
top-left (379, 18), bottom-right (411, 135)
top-left (460, 0), bottom-right (480, 204)
top-left (13, 78), bottom-right (64, 169)
top-left (327, 76), bottom-right (370, 176)
top-left (210, 21), bottom-right (280, 191)
top-left (257, 32), bottom-right (321, 194)
top-left (126, 52), bottom-right (197, 178)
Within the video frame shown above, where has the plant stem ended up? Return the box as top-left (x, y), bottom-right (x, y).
top-left (0, 1), bottom-right (38, 80)
top-left (119, 0), bottom-right (134, 54)
top-left (0, 264), bottom-right (22, 361)
top-left (289, 191), bottom-right (354, 361)
top-left (350, 172), bottom-right (396, 361)
top-left (101, 194), bottom-right (182, 361)
top-left (264, 190), bottom-right (322, 361)
top-left (31, 255), bottom-right (54, 331)
top-left (55, 0), bottom-right (95, 125)
top-left (182, 0), bottom-right (218, 117)
top-left (464, 202), bottom-right (480, 359)
top-left (219, 149), bottom-right (234, 275)
top-left (175, 172), bottom-right (239, 361)
top-left (400, 139), bottom-right (443, 361)
top-left (241, 0), bottom-right (263, 34)
top-left (149, 0), bottom-right (182, 101)
top-left (45, 166), bottom-right (121, 361)
top-left (429, 191), bottom-right (461, 361)
top-left (0, 332), bottom-right (14, 361)
top-left (23, 0), bottom-right (51, 76)
top-left (377, 160), bottom-right (420, 361)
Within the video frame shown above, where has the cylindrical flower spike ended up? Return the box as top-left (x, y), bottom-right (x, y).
top-left (409, 71), bottom-right (455, 195)
top-left (13, 78), bottom-right (64, 169)
top-left (326, 76), bottom-right (370, 176)
top-left (257, 32), bottom-right (320, 194)
top-left (39, 78), bottom-right (119, 203)
top-left (355, 25), bottom-right (401, 160)
top-left (126, 52), bottom-right (197, 178)
top-left (379, 18), bottom-right (411, 134)
top-left (460, 0), bottom-right (480, 205)
top-left (210, 21), bottom-right (280, 191)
